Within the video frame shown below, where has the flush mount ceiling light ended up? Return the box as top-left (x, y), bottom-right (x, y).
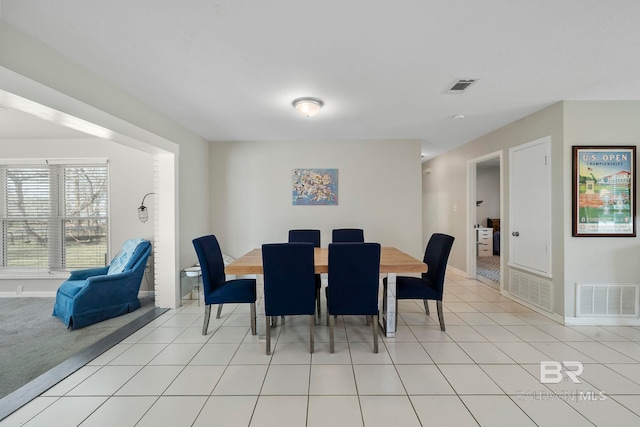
top-left (453, 114), bottom-right (465, 120)
top-left (292, 97), bottom-right (324, 117)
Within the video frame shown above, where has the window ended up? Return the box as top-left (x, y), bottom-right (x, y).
top-left (0, 161), bottom-right (108, 273)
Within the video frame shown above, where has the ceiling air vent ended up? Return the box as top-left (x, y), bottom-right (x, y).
top-left (446, 79), bottom-right (478, 94)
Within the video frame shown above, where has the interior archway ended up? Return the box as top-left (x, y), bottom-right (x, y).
top-left (1, 70), bottom-right (180, 308)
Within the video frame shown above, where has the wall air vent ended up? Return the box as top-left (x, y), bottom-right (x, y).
top-left (575, 283), bottom-right (639, 317)
top-left (509, 269), bottom-right (552, 312)
top-left (446, 79), bottom-right (478, 94)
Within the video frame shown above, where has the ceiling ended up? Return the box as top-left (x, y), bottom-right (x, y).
top-left (1, 1), bottom-right (640, 160)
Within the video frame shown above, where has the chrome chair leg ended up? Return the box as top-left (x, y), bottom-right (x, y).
top-left (329, 314), bottom-right (335, 353)
top-left (382, 285), bottom-right (387, 318)
top-left (216, 304), bottom-right (223, 319)
top-left (424, 300), bottom-right (430, 315)
top-left (436, 300), bottom-right (445, 331)
top-left (316, 288), bottom-right (321, 320)
top-left (202, 304), bottom-right (212, 335)
top-left (266, 316), bottom-right (271, 355)
top-left (250, 303), bottom-right (257, 335)
top-left (271, 316), bottom-right (278, 327)
top-left (365, 316), bottom-right (371, 326)
top-left (372, 315), bottom-right (379, 353)
top-left (309, 315), bottom-right (315, 353)
top-left (395, 299), bottom-right (399, 327)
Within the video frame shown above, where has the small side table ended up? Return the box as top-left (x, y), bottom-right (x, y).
top-left (183, 266), bottom-right (202, 305)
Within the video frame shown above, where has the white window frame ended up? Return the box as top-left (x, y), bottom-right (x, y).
top-left (0, 158), bottom-right (109, 276)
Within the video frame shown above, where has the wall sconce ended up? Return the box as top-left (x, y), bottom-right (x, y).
top-left (138, 193), bottom-right (155, 223)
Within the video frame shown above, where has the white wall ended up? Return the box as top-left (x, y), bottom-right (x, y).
top-left (423, 102), bottom-right (566, 315)
top-left (424, 100), bottom-right (640, 323)
top-left (209, 139), bottom-right (423, 259)
top-left (563, 101), bottom-right (640, 319)
top-left (0, 138), bottom-right (155, 294)
top-left (476, 166), bottom-right (500, 227)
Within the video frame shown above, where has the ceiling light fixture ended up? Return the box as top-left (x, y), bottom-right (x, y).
top-left (453, 114), bottom-right (465, 120)
top-left (292, 97), bottom-right (324, 117)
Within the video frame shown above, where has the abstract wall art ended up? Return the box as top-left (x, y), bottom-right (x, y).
top-left (292, 168), bottom-right (338, 205)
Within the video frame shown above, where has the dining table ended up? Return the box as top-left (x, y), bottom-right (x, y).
top-left (225, 246), bottom-right (427, 337)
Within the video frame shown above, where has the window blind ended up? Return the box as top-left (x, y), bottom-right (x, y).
top-left (0, 163), bottom-right (109, 272)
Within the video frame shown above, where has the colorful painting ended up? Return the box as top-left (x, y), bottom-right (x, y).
top-left (573, 146), bottom-right (636, 237)
top-left (292, 169), bottom-right (338, 205)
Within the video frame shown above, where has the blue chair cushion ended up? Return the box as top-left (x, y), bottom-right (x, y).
top-left (107, 238), bottom-right (147, 275)
top-left (206, 278), bottom-right (256, 305)
top-left (386, 276), bottom-right (440, 300)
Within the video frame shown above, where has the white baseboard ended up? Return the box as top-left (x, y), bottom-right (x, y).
top-left (448, 266), bottom-right (467, 277)
top-left (0, 291), bottom-right (56, 297)
top-left (476, 275), bottom-right (500, 289)
top-left (501, 290), bottom-right (564, 324)
top-left (564, 316), bottom-right (640, 326)
top-left (0, 291), bottom-right (156, 298)
top-left (447, 266), bottom-right (640, 326)
top-left (500, 292), bottom-right (640, 326)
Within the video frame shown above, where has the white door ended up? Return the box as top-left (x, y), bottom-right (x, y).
top-left (509, 137), bottom-right (551, 276)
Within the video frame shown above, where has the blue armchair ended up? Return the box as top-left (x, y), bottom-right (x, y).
top-left (52, 238), bottom-right (152, 329)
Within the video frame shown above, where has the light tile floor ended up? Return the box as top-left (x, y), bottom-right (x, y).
top-left (4, 271), bottom-right (640, 426)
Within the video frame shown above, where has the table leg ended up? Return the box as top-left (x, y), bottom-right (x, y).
top-left (380, 273), bottom-right (396, 337)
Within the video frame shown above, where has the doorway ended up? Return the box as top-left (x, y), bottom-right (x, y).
top-left (0, 83), bottom-right (180, 308)
top-left (467, 151), bottom-right (502, 288)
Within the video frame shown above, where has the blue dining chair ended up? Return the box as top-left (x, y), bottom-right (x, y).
top-left (383, 233), bottom-right (454, 331)
top-left (288, 229), bottom-right (322, 318)
top-left (331, 228), bottom-right (364, 243)
top-left (326, 242), bottom-right (381, 353)
top-left (262, 242), bottom-right (317, 355)
top-left (288, 229), bottom-right (321, 246)
top-left (193, 235), bottom-right (257, 336)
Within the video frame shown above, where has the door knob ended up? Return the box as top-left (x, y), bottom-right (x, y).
top-left (512, 231), bottom-right (520, 236)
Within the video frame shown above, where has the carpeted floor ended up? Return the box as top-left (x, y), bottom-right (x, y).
top-left (477, 255), bottom-right (500, 282)
top-left (0, 296), bottom-right (157, 399)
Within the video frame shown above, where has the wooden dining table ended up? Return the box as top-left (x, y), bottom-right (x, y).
top-left (225, 247), bottom-right (427, 337)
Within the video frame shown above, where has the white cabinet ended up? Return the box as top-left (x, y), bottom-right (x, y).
top-left (476, 227), bottom-right (493, 257)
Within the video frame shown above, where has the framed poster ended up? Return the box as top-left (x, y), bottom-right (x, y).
top-left (572, 146), bottom-right (636, 237)
top-left (292, 168), bottom-right (338, 205)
